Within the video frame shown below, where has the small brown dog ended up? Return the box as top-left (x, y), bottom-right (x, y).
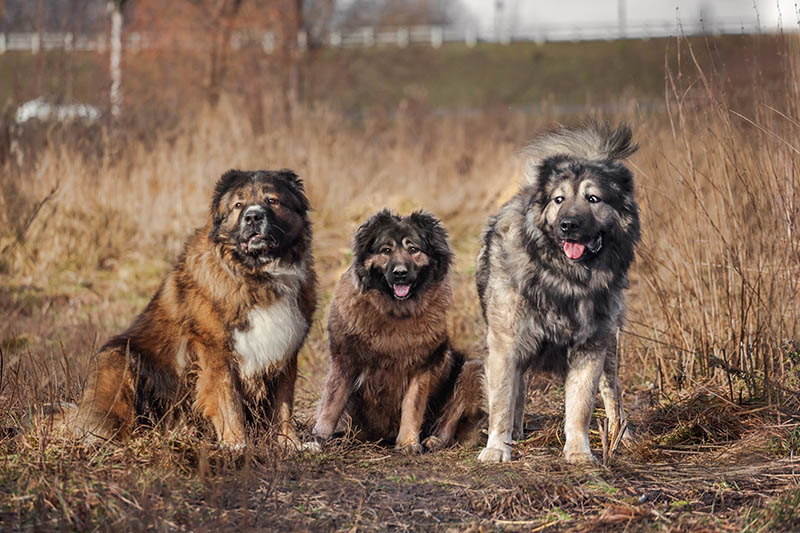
top-left (312, 210), bottom-right (483, 452)
top-left (62, 169), bottom-right (316, 449)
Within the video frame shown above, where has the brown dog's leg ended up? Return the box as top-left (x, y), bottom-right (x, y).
top-left (396, 372), bottom-right (431, 453)
top-left (425, 358), bottom-right (485, 450)
top-left (194, 343), bottom-right (246, 449)
top-left (71, 347), bottom-right (137, 442)
top-left (273, 353), bottom-right (299, 451)
top-left (312, 359), bottom-right (354, 441)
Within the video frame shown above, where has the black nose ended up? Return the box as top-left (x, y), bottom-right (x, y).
top-left (560, 217), bottom-right (580, 233)
top-left (392, 265), bottom-right (408, 280)
top-left (243, 207), bottom-right (266, 226)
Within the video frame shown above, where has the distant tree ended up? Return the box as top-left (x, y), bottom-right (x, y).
top-left (109, 0), bottom-right (127, 119)
top-left (185, 0), bottom-right (245, 107)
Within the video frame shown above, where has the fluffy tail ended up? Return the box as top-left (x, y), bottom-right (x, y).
top-left (523, 121), bottom-right (637, 184)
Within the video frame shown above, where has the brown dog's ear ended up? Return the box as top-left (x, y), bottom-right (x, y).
top-left (275, 169), bottom-right (310, 214)
top-left (210, 169), bottom-right (246, 225)
top-left (408, 210), bottom-right (454, 281)
top-left (353, 209), bottom-right (395, 261)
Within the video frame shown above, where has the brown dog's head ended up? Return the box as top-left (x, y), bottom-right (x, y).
top-left (352, 209), bottom-right (453, 301)
top-left (210, 169), bottom-right (310, 270)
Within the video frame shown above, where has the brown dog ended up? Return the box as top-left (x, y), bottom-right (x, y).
top-left (312, 210), bottom-right (483, 452)
top-left (62, 169), bottom-right (316, 449)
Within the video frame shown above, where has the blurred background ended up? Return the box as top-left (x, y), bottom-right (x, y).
top-left (0, 0), bottom-right (798, 446)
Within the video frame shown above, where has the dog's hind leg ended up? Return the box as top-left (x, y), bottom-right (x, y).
top-left (425, 358), bottom-right (485, 450)
top-left (512, 371), bottom-right (527, 440)
top-left (563, 349), bottom-right (604, 464)
top-left (69, 346), bottom-right (137, 443)
top-left (273, 353), bottom-right (300, 451)
top-left (598, 341), bottom-right (629, 445)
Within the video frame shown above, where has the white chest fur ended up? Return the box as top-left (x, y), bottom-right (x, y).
top-left (233, 297), bottom-right (307, 380)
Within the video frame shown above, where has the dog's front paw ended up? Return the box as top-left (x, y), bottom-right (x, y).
top-left (276, 432), bottom-right (302, 453)
top-left (563, 438), bottom-right (598, 464)
top-left (395, 438), bottom-right (423, 454)
top-left (218, 440), bottom-right (247, 454)
top-left (477, 445), bottom-right (511, 463)
top-left (422, 435), bottom-right (445, 452)
top-left (301, 439), bottom-right (322, 452)
top-left (563, 448), bottom-right (598, 465)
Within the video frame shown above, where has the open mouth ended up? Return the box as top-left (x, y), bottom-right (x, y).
top-left (561, 234), bottom-right (602, 260)
top-left (392, 283), bottom-right (412, 300)
top-left (241, 233), bottom-right (279, 254)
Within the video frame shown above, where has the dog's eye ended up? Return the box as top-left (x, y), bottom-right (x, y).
top-left (380, 247), bottom-right (392, 255)
top-left (586, 195), bottom-right (600, 204)
top-left (553, 196), bottom-right (564, 204)
top-left (268, 197), bottom-right (280, 206)
top-left (408, 246), bottom-right (420, 254)
top-left (234, 202), bottom-right (243, 209)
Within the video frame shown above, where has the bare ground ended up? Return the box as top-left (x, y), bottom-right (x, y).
top-left (1, 284), bottom-right (798, 532)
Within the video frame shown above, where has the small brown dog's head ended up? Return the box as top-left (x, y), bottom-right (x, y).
top-left (210, 169), bottom-right (310, 269)
top-left (352, 209), bottom-right (453, 301)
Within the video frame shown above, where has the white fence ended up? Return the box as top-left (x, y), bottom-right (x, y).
top-left (0, 19), bottom-right (777, 54)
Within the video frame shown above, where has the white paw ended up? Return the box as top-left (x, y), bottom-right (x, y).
top-left (301, 440), bottom-right (322, 453)
top-left (477, 445), bottom-right (511, 463)
top-left (563, 446), bottom-right (597, 464)
top-left (219, 440), bottom-right (246, 453)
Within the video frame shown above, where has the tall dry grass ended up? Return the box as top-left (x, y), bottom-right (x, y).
top-left (628, 35), bottom-right (800, 406)
top-left (0, 35), bottom-right (798, 414)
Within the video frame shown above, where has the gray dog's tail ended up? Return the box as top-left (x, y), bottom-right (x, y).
top-left (523, 121), bottom-right (638, 185)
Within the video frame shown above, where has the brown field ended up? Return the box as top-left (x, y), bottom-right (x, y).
top-left (1, 34), bottom-right (800, 531)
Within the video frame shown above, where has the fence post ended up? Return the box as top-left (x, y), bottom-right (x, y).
top-left (362, 27), bottom-right (374, 47)
top-left (465, 27), bottom-right (476, 47)
top-left (431, 26), bottom-right (443, 48)
top-left (329, 31), bottom-right (341, 47)
top-left (298, 30), bottom-right (307, 50)
top-left (397, 28), bottom-right (409, 48)
top-left (31, 33), bottom-right (40, 53)
top-left (0, 34), bottom-right (5, 54)
top-left (262, 31), bottom-right (275, 53)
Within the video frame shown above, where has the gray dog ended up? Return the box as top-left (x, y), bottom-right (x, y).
top-left (475, 122), bottom-right (640, 463)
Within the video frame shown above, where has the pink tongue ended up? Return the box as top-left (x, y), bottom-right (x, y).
top-left (393, 284), bottom-right (411, 298)
top-left (563, 241), bottom-right (585, 260)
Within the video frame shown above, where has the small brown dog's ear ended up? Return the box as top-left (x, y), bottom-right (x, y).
top-left (353, 209), bottom-right (395, 259)
top-left (409, 210), bottom-right (454, 281)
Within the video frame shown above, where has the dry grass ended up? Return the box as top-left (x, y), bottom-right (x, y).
top-left (1, 34), bottom-right (800, 530)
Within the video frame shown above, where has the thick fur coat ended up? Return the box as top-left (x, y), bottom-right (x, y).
top-left (312, 210), bottom-right (483, 452)
top-left (62, 169), bottom-right (316, 450)
top-left (476, 122), bottom-right (640, 463)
